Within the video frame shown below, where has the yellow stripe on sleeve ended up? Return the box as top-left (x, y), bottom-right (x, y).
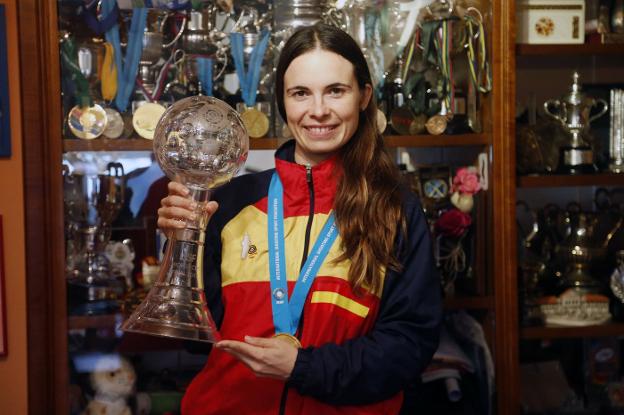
top-left (310, 291), bottom-right (370, 318)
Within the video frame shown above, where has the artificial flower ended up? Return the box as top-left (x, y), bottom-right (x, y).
top-left (452, 167), bottom-right (481, 195)
top-left (435, 209), bottom-right (472, 238)
top-left (451, 191), bottom-right (474, 213)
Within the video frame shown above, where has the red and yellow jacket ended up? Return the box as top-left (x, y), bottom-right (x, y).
top-left (182, 141), bottom-right (441, 415)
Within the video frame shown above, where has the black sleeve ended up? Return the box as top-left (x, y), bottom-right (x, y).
top-left (287, 196), bottom-right (443, 405)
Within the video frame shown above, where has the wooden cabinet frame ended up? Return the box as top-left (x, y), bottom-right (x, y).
top-left (17, 0), bottom-right (520, 413)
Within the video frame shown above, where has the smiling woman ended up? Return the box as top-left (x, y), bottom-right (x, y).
top-left (281, 48), bottom-right (372, 166)
top-left (158, 23), bottom-right (442, 415)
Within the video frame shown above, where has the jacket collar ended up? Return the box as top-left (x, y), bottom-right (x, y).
top-left (273, 140), bottom-right (341, 212)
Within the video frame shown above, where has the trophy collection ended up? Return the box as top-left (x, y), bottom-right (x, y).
top-left (517, 191), bottom-right (624, 327)
top-left (58, 0), bottom-right (494, 143)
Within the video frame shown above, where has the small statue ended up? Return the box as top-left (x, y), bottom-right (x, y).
top-left (82, 355), bottom-right (136, 415)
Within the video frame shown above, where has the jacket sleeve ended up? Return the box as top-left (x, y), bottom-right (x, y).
top-left (287, 196), bottom-right (442, 405)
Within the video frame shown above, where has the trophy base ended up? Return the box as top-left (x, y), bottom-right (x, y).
top-left (121, 316), bottom-right (220, 343)
top-left (557, 146), bottom-right (597, 174)
top-left (121, 284), bottom-right (220, 343)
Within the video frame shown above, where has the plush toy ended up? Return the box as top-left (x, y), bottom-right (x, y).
top-left (82, 355), bottom-right (136, 415)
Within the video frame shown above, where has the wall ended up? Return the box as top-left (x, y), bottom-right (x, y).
top-left (0, 0), bottom-right (28, 413)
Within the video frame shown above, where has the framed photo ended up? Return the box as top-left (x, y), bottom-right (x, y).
top-left (0, 4), bottom-right (11, 158)
top-left (0, 215), bottom-right (6, 356)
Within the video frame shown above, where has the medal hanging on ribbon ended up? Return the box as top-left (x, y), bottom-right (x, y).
top-left (61, 36), bottom-right (108, 140)
top-left (104, 3), bottom-right (148, 113)
top-left (196, 57), bottom-right (213, 96)
top-left (230, 30), bottom-right (271, 139)
top-left (267, 172), bottom-right (339, 348)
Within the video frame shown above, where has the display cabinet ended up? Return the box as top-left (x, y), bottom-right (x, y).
top-left (515, 29), bottom-right (624, 415)
top-left (18, 0), bottom-right (518, 413)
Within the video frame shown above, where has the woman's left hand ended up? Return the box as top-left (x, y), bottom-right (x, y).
top-left (216, 336), bottom-right (298, 381)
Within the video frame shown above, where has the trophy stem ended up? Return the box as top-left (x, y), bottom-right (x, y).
top-left (121, 187), bottom-right (220, 343)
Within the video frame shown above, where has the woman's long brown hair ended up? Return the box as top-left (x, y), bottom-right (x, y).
top-left (275, 23), bottom-right (405, 295)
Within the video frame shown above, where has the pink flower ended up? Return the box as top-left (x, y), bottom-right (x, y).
top-left (452, 167), bottom-right (481, 195)
top-left (435, 209), bottom-right (472, 238)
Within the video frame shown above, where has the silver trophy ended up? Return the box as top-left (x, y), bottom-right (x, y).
top-left (181, 6), bottom-right (228, 55)
top-left (544, 72), bottom-right (608, 174)
top-left (138, 9), bottom-right (186, 95)
top-left (273, 0), bottom-right (326, 34)
top-left (63, 162), bottom-right (126, 315)
top-left (122, 95), bottom-right (249, 342)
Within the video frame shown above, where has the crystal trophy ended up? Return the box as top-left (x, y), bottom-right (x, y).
top-left (121, 96), bottom-right (249, 342)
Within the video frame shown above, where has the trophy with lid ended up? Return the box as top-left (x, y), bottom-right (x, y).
top-left (544, 72), bottom-right (608, 174)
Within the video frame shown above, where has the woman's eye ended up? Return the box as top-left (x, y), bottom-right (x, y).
top-left (329, 88), bottom-right (344, 97)
top-left (292, 90), bottom-right (308, 98)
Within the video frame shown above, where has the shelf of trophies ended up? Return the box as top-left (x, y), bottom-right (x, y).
top-left (521, 322), bottom-right (624, 340)
top-left (516, 43), bottom-right (624, 57)
top-left (517, 173), bottom-right (624, 188)
top-left (62, 133), bottom-right (491, 153)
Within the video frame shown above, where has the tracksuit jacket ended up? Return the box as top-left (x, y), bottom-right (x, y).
top-left (181, 140), bottom-right (442, 415)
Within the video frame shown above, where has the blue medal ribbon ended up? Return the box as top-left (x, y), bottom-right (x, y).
top-left (103, 3), bottom-right (147, 112)
top-left (267, 172), bottom-right (339, 336)
top-left (230, 29), bottom-right (270, 108)
top-left (197, 57), bottom-right (213, 96)
top-left (81, 1), bottom-right (119, 36)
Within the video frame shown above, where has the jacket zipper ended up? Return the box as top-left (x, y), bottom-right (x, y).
top-left (278, 164), bottom-right (315, 415)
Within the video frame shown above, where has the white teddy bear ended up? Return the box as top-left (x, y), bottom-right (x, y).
top-left (82, 355), bottom-right (136, 415)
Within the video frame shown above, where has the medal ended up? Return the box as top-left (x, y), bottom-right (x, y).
top-left (390, 106), bottom-right (415, 136)
top-left (273, 333), bottom-right (302, 349)
top-left (103, 108), bottom-right (124, 139)
top-left (376, 109), bottom-right (387, 134)
top-left (425, 114), bottom-right (448, 135)
top-left (267, 173), bottom-right (339, 348)
top-left (67, 104), bottom-right (108, 139)
top-left (241, 107), bottom-right (270, 138)
top-left (409, 114), bottom-right (427, 135)
top-left (132, 102), bottom-right (166, 139)
top-left (230, 30), bottom-right (271, 137)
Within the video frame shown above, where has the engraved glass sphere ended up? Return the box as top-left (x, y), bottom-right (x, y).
top-left (153, 95), bottom-right (249, 189)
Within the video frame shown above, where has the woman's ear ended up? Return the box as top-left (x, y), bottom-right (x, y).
top-left (360, 84), bottom-right (373, 111)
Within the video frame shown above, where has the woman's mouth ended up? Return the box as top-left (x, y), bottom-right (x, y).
top-left (304, 124), bottom-right (338, 139)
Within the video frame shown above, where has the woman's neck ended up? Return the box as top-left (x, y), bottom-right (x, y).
top-left (294, 146), bottom-right (334, 167)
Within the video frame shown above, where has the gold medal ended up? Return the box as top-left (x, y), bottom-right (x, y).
top-left (67, 104), bottom-right (108, 139)
top-left (240, 107), bottom-right (270, 138)
top-left (409, 114), bottom-right (427, 135)
top-left (273, 333), bottom-right (302, 349)
top-left (376, 109), bottom-right (387, 134)
top-left (132, 102), bottom-right (166, 140)
top-left (425, 114), bottom-right (448, 135)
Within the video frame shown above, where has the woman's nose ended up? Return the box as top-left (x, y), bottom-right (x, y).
top-left (310, 96), bottom-right (330, 118)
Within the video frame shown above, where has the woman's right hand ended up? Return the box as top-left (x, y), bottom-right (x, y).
top-left (157, 181), bottom-right (219, 237)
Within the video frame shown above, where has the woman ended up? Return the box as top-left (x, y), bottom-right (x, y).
top-left (158, 23), bottom-right (441, 415)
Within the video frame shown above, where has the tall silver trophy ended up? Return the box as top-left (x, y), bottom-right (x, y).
top-left (63, 162), bottom-right (126, 314)
top-left (122, 96), bottom-right (249, 342)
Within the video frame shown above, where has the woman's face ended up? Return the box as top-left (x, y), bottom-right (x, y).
top-left (283, 48), bottom-right (372, 166)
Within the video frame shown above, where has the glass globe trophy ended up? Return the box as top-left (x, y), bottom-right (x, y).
top-left (121, 96), bottom-right (249, 342)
